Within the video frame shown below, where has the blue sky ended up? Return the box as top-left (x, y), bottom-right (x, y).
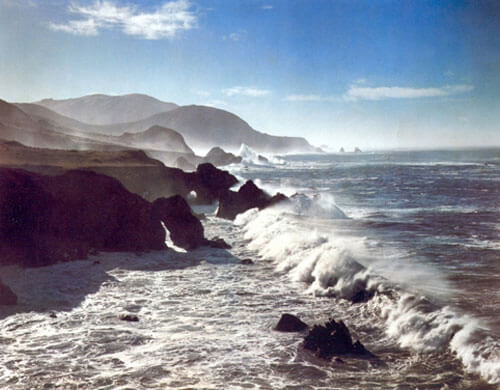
top-left (0, 0), bottom-right (499, 150)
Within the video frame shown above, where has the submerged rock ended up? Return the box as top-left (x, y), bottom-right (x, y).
top-left (0, 280), bottom-right (17, 305)
top-left (303, 318), bottom-right (373, 359)
top-left (216, 180), bottom-right (288, 220)
top-left (205, 237), bottom-right (231, 249)
top-left (119, 314), bottom-right (139, 322)
top-left (239, 259), bottom-right (254, 265)
top-left (350, 288), bottom-right (375, 304)
top-left (275, 314), bottom-right (308, 332)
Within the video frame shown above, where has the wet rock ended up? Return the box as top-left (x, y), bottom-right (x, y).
top-left (119, 314), bottom-right (139, 322)
top-left (203, 147), bottom-right (242, 167)
top-left (216, 180), bottom-right (288, 220)
top-left (303, 318), bottom-right (373, 359)
top-left (0, 281), bottom-right (17, 305)
top-left (275, 314), bottom-right (308, 332)
top-left (0, 168), bottom-right (222, 267)
top-left (152, 195), bottom-right (205, 250)
top-left (350, 288), bottom-right (375, 304)
top-left (49, 312), bottom-right (57, 318)
top-left (189, 163), bottom-right (238, 204)
top-left (257, 155), bottom-right (269, 164)
top-left (92, 260), bottom-right (101, 265)
top-left (205, 237), bottom-right (231, 249)
top-left (240, 259), bottom-right (254, 265)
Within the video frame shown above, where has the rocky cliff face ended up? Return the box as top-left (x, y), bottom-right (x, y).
top-left (0, 168), bottom-right (213, 268)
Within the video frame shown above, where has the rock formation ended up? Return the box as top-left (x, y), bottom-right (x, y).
top-left (0, 168), bottom-right (220, 267)
top-left (216, 180), bottom-right (288, 220)
top-left (203, 147), bottom-right (242, 166)
top-left (0, 280), bottom-right (17, 305)
top-left (275, 314), bottom-right (308, 332)
top-left (303, 318), bottom-right (373, 359)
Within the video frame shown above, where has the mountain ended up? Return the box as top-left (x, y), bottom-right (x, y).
top-left (0, 99), bottom-right (95, 149)
top-left (117, 125), bottom-right (194, 154)
top-left (36, 94), bottom-right (178, 125)
top-left (0, 99), bottom-right (143, 151)
top-left (99, 105), bottom-right (319, 153)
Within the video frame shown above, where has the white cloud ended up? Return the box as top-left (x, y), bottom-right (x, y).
top-left (262, 5), bottom-right (273, 10)
top-left (48, 0), bottom-right (197, 39)
top-left (203, 99), bottom-right (227, 108)
top-left (222, 86), bottom-right (271, 97)
top-left (344, 84), bottom-right (474, 101)
top-left (284, 94), bottom-right (336, 102)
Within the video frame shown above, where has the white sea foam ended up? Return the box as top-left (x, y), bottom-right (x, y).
top-left (238, 144), bottom-right (285, 166)
top-left (234, 202), bottom-right (500, 384)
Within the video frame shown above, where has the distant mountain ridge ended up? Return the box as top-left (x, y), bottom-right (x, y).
top-left (100, 104), bottom-right (318, 153)
top-left (19, 93), bottom-right (320, 154)
top-left (117, 125), bottom-right (194, 154)
top-left (36, 93), bottom-right (178, 125)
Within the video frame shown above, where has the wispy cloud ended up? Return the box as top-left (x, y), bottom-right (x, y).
top-left (262, 5), bottom-right (273, 10)
top-left (203, 99), bottom-right (228, 108)
top-left (285, 94), bottom-right (336, 102)
top-left (222, 86), bottom-right (271, 97)
top-left (223, 30), bottom-right (246, 41)
top-left (48, 0), bottom-right (197, 39)
top-left (344, 84), bottom-right (474, 101)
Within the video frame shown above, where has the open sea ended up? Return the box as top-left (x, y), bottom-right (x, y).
top-left (0, 148), bottom-right (499, 389)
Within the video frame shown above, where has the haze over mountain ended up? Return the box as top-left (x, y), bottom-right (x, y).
top-left (36, 94), bottom-right (178, 125)
top-left (29, 94), bottom-right (319, 154)
top-left (117, 125), bottom-right (194, 155)
top-left (0, 99), bottom-right (112, 150)
top-left (106, 104), bottom-right (317, 153)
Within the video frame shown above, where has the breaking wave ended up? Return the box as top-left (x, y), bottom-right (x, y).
top-left (234, 195), bottom-right (500, 384)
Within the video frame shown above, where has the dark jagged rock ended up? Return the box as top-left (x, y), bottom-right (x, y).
top-left (303, 318), bottom-right (373, 359)
top-left (0, 168), bottom-right (218, 268)
top-left (203, 147), bottom-right (242, 167)
top-left (350, 288), bottom-right (375, 304)
top-left (152, 195), bottom-right (205, 250)
top-left (205, 237), bottom-right (231, 249)
top-left (275, 314), bottom-right (308, 332)
top-left (0, 168), bottom-right (166, 267)
top-left (0, 280), bottom-right (17, 305)
top-left (189, 163), bottom-right (238, 204)
top-left (257, 155), bottom-right (269, 164)
top-left (119, 314), bottom-right (139, 322)
top-left (216, 180), bottom-right (288, 220)
top-left (240, 259), bottom-right (254, 265)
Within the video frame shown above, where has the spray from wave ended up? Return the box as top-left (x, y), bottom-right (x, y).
top-left (234, 195), bottom-right (500, 384)
top-left (238, 144), bottom-right (285, 166)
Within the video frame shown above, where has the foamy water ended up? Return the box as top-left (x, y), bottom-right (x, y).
top-left (0, 148), bottom-right (499, 389)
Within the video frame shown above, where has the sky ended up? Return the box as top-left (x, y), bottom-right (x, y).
top-left (0, 0), bottom-right (499, 150)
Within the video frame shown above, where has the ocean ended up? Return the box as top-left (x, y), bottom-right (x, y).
top-left (0, 148), bottom-right (499, 389)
